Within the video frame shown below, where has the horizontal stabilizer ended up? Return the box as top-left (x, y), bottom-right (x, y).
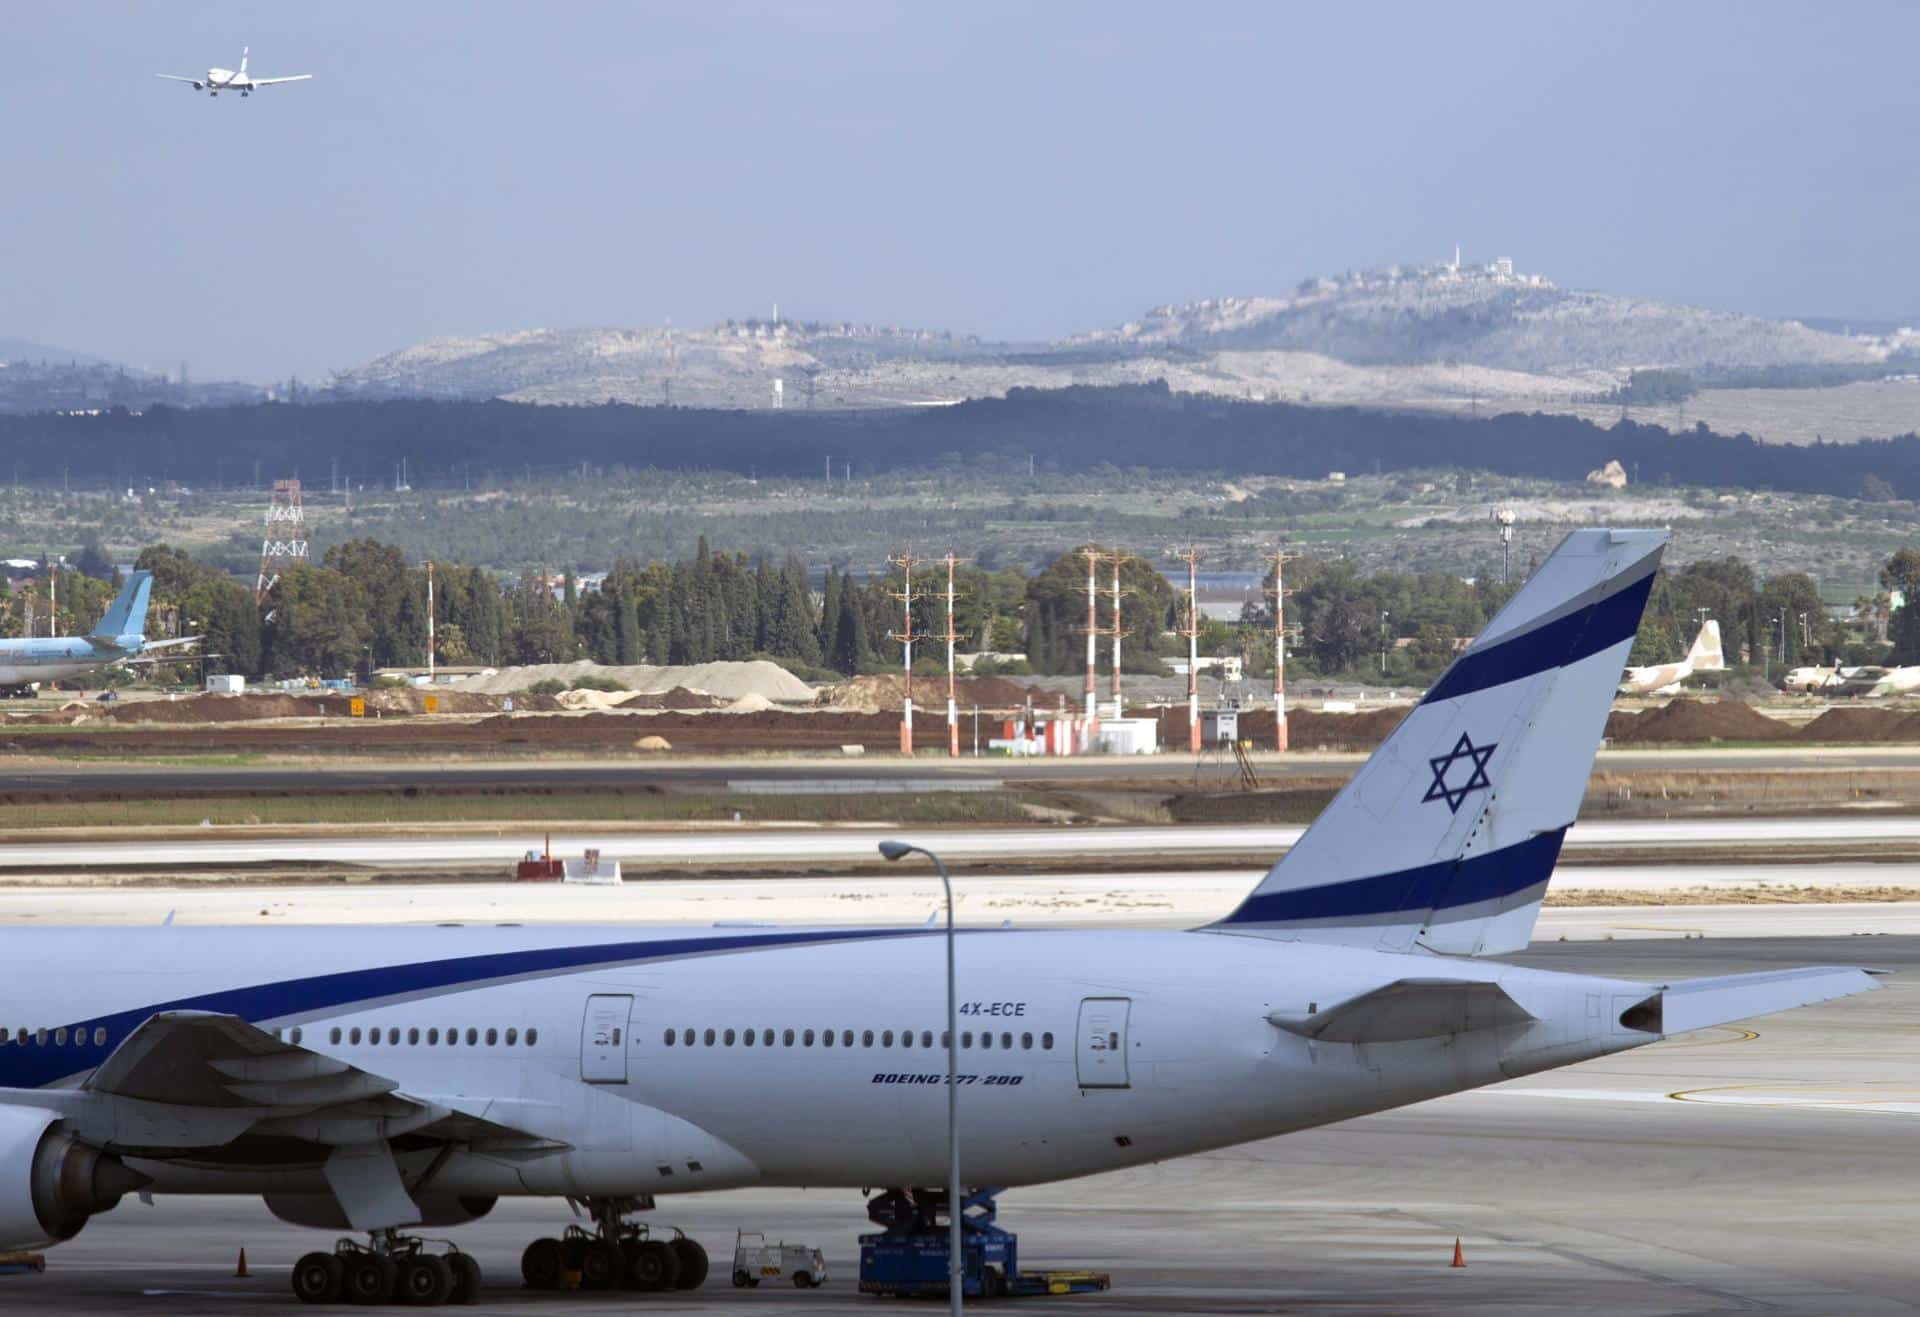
top-left (1267, 976), bottom-right (1536, 1043)
top-left (1622, 966), bottom-right (1885, 1036)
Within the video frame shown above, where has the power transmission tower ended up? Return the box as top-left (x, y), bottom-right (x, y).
top-left (256, 479), bottom-right (308, 608)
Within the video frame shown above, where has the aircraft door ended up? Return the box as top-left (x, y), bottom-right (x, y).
top-left (1075, 997), bottom-right (1131, 1089)
top-left (581, 994), bottom-right (633, 1083)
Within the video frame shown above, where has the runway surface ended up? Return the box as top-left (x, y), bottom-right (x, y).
top-left (15, 931), bottom-right (1916, 1314)
top-left (9, 741), bottom-right (1920, 795)
top-left (0, 816), bottom-right (1915, 871)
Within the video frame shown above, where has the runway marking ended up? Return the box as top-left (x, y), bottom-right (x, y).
top-left (1647, 1025), bottom-right (1759, 1049)
top-left (1669, 1082), bottom-right (1920, 1115)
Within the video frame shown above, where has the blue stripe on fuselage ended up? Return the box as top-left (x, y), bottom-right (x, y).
top-left (1218, 828), bottom-right (1566, 926)
top-left (0, 927), bottom-right (927, 1091)
top-left (1420, 569), bottom-right (1654, 706)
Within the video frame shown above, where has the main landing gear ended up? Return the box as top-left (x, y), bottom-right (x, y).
top-left (291, 1232), bottom-right (481, 1306)
top-left (519, 1196), bottom-right (709, 1294)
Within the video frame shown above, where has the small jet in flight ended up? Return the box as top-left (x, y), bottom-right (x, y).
top-left (156, 47), bottom-right (311, 98)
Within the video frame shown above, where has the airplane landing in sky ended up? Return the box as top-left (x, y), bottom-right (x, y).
top-left (156, 47), bottom-right (311, 98)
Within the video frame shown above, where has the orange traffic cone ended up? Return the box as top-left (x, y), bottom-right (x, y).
top-left (235, 1248), bottom-right (249, 1278)
top-left (1450, 1238), bottom-right (1465, 1269)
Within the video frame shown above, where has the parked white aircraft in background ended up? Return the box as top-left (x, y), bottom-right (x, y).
top-left (1618, 619), bottom-right (1724, 695)
top-left (0, 531), bottom-right (1883, 1307)
top-left (156, 47), bottom-right (311, 97)
top-left (1832, 664), bottom-right (1920, 698)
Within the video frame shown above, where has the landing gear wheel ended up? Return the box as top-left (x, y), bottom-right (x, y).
top-left (399, 1254), bottom-right (454, 1305)
top-left (630, 1238), bottom-right (680, 1292)
top-left (793, 1271), bottom-right (814, 1288)
top-left (619, 1238), bottom-right (644, 1290)
top-left (291, 1251), bottom-right (344, 1303)
top-left (670, 1237), bottom-right (709, 1290)
top-left (579, 1241), bottom-right (619, 1290)
top-left (446, 1253), bottom-right (482, 1305)
top-left (343, 1252), bottom-right (396, 1305)
top-left (733, 1268), bottom-right (755, 1288)
top-left (559, 1233), bottom-right (586, 1277)
top-left (520, 1237), bottom-right (563, 1290)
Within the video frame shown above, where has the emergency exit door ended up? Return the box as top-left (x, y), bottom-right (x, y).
top-left (581, 994), bottom-right (633, 1083)
top-left (1076, 997), bottom-right (1131, 1089)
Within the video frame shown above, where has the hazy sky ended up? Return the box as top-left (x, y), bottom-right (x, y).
top-left (7, 1), bottom-right (1918, 381)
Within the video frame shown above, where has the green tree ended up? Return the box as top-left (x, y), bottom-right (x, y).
top-left (1880, 548), bottom-right (1920, 663)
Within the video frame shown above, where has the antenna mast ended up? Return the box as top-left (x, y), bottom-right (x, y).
top-left (940, 552), bottom-right (965, 757)
top-left (1080, 546), bottom-right (1104, 729)
top-left (1107, 550), bottom-right (1134, 719)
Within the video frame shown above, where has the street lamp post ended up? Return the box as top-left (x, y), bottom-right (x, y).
top-left (878, 839), bottom-right (963, 1315)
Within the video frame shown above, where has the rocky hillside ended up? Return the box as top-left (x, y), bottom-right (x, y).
top-left (330, 262), bottom-right (1891, 416)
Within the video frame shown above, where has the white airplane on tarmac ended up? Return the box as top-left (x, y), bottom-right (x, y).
top-left (156, 47), bottom-right (311, 97)
top-left (0, 529), bottom-right (1884, 1305)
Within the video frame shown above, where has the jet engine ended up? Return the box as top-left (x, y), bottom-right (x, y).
top-left (265, 1190), bottom-right (498, 1231)
top-left (0, 1106), bottom-right (148, 1249)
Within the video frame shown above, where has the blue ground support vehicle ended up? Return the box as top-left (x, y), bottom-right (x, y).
top-left (858, 1188), bottom-right (1108, 1299)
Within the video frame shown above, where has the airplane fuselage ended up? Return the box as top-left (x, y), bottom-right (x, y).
top-left (0, 637), bottom-right (134, 689)
top-left (0, 925), bottom-right (1649, 1203)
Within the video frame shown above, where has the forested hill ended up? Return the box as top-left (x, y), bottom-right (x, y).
top-left (3, 384), bottom-right (1918, 498)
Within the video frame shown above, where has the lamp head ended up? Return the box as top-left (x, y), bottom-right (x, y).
top-left (878, 840), bottom-right (915, 862)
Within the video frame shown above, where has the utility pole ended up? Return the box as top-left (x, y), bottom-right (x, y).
top-left (1380, 611), bottom-right (1391, 676)
top-left (1175, 547), bottom-right (1201, 754)
top-left (1080, 546), bottom-right (1103, 732)
top-left (425, 560), bottom-right (436, 683)
top-left (888, 552), bottom-right (920, 756)
top-left (1107, 551), bottom-right (1132, 720)
top-left (1266, 547), bottom-right (1299, 752)
top-left (940, 552), bottom-right (965, 758)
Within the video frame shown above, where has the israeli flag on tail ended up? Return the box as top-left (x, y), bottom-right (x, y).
top-left (1212, 529), bottom-right (1666, 957)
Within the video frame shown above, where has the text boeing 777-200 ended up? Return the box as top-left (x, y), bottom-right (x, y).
top-left (0, 530), bottom-right (1884, 1304)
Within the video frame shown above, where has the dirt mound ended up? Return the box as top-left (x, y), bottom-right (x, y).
top-left (620, 686), bottom-right (722, 710)
top-left (456, 660), bottom-right (814, 702)
top-left (104, 693), bottom-right (318, 723)
top-left (1795, 707), bottom-right (1920, 743)
top-left (1126, 704), bottom-right (1407, 751)
top-left (1606, 698), bottom-right (1788, 744)
top-left (824, 674), bottom-right (1040, 713)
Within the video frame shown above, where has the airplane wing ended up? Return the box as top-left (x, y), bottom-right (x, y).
top-left (75, 1012), bottom-right (564, 1224)
top-left (250, 75), bottom-right (314, 86)
top-left (138, 636), bottom-right (202, 654)
top-left (155, 74), bottom-right (202, 84)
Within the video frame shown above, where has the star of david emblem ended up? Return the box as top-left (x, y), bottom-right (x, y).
top-left (1423, 732), bottom-right (1497, 814)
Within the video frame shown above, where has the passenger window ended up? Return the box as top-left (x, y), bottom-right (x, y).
top-left (762, 1029), bottom-right (774, 1046)
top-left (843, 1030), bottom-right (854, 1047)
top-left (1021, 1032), bottom-right (1033, 1050)
top-left (349, 1028), bottom-right (362, 1045)
top-left (882, 1030), bottom-right (894, 1046)
top-left (820, 1029), bottom-right (832, 1048)
top-left (331, 1028), bottom-right (342, 1044)
top-left (663, 1029), bottom-right (675, 1046)
top-left (54, 1028), bottom-right (67, 1046)
top-left (783, 1029), bottom-right (795, 1047)
top-left (1042, 1032), bottom-right (1054, 1050)
top-left (678, 1028), bottom-right (690, 1047)
top-left (724, 1029), bottom-right (737, 1046)
top-left (743, 1029), bottom-right (755, 1048)
top-left (466, 1028), bottom-right (478, 1045)
top-left (981, 1032), bottom-right (993, 1050)
top-left (921, 1031), bottom-right (933, 1048)
top-left (94, 1027), bottom-right (106, 1046)
top-left (526, 1028), bottom-right (538, 1046)
top-left (962, 1032), bottom-right (973, 1048)
top-left (704, 1028), bottom-right (716, 1046)
top-left (428, 1028), bottom-right (439, 1044)
top-left (486, 1029), bottom-right (498, 1046)
top-left (389, 1028), bottom-right (400, 1045)
top-left (291, 1027), bottom-right (303, 1045)
top-left (1003, 1033), bottom-right (1014, 1049)
top-left (862, 1030), bottom-right (874, 1047)
top-left (900, 1030), bottom-right (912, 1050)
top-left (802, 1029), bottom-right (814, 1046)
top-left (407, 1028), bottom-right (419, 1045)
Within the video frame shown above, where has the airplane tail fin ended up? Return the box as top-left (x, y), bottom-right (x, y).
top-left (240, 46), bottom-right (249, 76)
top-left (1686, 619), bottom-right (1725, 671)
top-left (90, 571), bottom-right (152, 643)
top-left (1210, 529), bottom-right (1666, 957)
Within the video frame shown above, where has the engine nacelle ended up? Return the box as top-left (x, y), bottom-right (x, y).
top-left (264, 1191), bottom-right (498, 1232)
top-left (0, 1106), bottom-right (148, 1249)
